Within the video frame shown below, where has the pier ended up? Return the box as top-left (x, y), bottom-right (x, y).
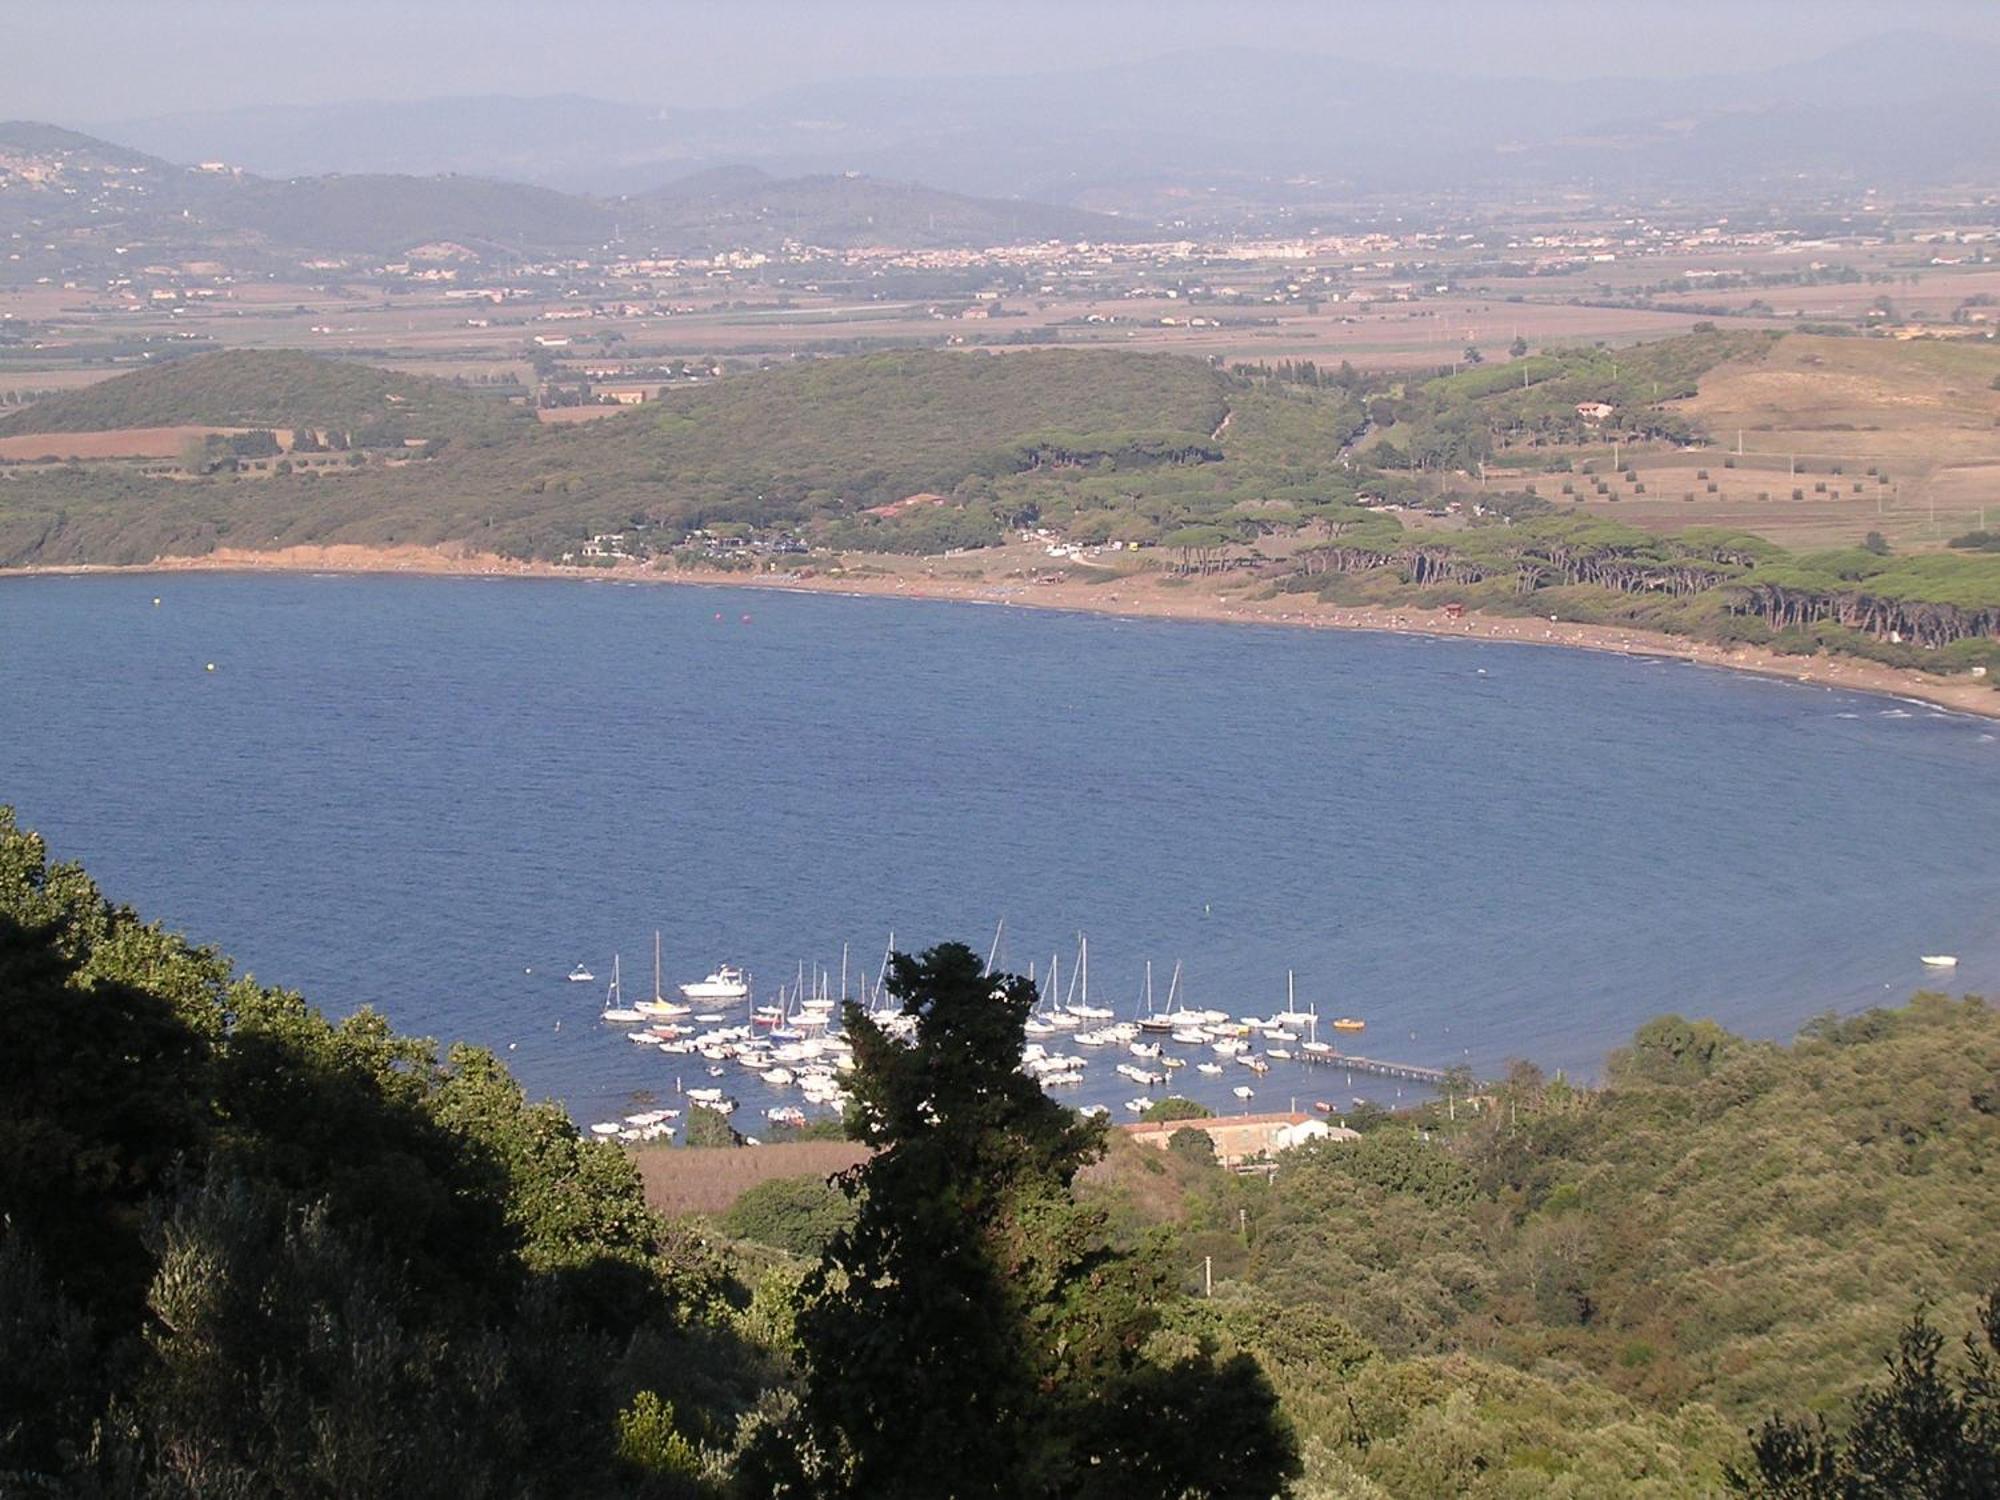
top-left (1296, 1047), bottom-right (1447, 1084)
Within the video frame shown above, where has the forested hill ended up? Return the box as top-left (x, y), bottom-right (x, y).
top-left (0, 349), bottom-right (529, 445)
top-left (1050, 993), bottom-right (2000, 1494)
top-left (0, 348), bottom-right (1231, 564)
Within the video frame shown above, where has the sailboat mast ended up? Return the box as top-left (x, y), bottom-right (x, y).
top-left (654, 931), bottom-right (663, 1004)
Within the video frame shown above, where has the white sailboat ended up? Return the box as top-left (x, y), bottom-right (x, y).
top-left (1067, 935), bottom-right (1113, 1021)
top-left (602, 954), bottom-right (644, 1023)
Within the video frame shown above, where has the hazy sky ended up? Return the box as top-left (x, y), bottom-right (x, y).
top-left (10, 0), bottom-right (2000, 124)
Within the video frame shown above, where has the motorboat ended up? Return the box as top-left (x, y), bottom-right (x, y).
top-left (1920, 955), bottom-right (1959, 967)
top-left (1232, 1085), bottom-right (1254, 1100)
top-left (1332, 1018), bottom-right (1366, 1033)
top-left (568, 964), bottom-right (595, 983)
top-left (681, 965), bottom-right (749, 1002)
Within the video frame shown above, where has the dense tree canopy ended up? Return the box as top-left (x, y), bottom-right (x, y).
top-left (747, 942), bottom-right (1296, 1498)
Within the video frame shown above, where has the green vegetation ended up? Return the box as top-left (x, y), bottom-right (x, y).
top-left (718, 1175), bottom-right (856, 1259)
top-left (1730, 1292), bottom-right (2000, 1496)
top-left (1365, 329), bottom-right (1780, 469)
top-left (0, 349), bottom-right (529, 446)
top-left (744, 942), bottom-right (1294, 1496)
top-left (1143, 1095), bottom-right (1215, 1122)
top-left (1287, 514), bottom-right (2000, 667)
top-left (0, 331), bottom-right (1996, 671)
top-left (5, 811), bottom-right (1998, 1496)
top-left (1074, 994), bottom-right (2000, 1497)
top-left (0, 806), bottom-right (765, 1495)
top-left (0, 348), bottom-right (1227, 565)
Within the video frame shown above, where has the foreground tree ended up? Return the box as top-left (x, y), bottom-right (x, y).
top-left (1729, 1290), bottom-right (2000, 1498)
top-left (745, 942), bottom-right (1295, 1498)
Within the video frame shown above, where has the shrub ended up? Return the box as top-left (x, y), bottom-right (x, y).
top-left (720, 1174), bottom-right (857, 1258)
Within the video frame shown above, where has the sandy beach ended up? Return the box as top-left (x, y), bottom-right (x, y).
top-left (16, 541), bottom-right (2000, 722)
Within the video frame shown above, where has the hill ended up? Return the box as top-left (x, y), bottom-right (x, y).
top-left (631, 167), bottom-right (1147, 250)
top-left (1071, 994), bottom-right (2000, 1495)
top-left (214, 172), bottom-right (618, 256)
top-left (0, 350), bottom-right (530, 446)
top-left (0, 348), bottom-right (1231, 564)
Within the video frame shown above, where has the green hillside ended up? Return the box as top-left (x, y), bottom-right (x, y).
top-left (1070, 995), bottom-right (2000, 1495)
top-left (0, 349), bottom-right (529, 444)
top-left (0, 348), bottom-right (1229, 563)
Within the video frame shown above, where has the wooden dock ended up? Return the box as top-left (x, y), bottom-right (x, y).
top-left (1296, 1046), bottom-right (1447, 1084)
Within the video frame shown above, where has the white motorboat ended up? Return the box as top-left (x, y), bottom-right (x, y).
top-left (1196, 1062), bottom-right (1224, 1076)
top-left (568, 963), bottom-right (595, 983)
top-left (1920, 954), bottom-right (1959, 967)
top-left (681, 964), bottom-right (749, 1002)
top-left (1232, 1085), bottom-right (1254, 1100)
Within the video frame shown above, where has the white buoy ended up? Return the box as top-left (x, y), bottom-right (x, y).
top-left (152, 597), bottom-right (161, 606)
top-left (204, 663), bottom-right (216, 673)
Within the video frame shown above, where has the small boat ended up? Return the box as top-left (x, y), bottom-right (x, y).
top-left (1332, 1017), bottom-right (1366, 1032)
top-left (1232, 1085), bottom-right (1254, 1100)
top-left (568, 964), bottom-right (595, 983)
top-left (1920, 955), bottom-right (1959, 967)
top-left (601, 1008), bottom-right (645, 1024)
top-left (588, 1121), bottom-right (621, 1136)
top-left (1196, 1062), bottom-right (1223, 1076)
top-left (1123, 1097), bottom-right (1152, 1114)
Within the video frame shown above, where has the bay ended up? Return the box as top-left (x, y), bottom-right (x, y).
top-left (3, 571), bottom-right (1996, 1126)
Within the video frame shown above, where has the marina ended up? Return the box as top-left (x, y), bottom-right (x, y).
top-left (579, 939), bottom-right (1451, 1141)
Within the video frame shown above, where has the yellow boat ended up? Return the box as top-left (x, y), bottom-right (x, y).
top-left (1331, 1017), bottom-right (1366, 1032)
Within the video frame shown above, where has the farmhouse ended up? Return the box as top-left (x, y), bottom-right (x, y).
top-left (1575, 400), bottom-right (1616, 422)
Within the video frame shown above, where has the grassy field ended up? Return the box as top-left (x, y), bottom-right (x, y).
top-left (633, 1139), bottom-right (868, 1217)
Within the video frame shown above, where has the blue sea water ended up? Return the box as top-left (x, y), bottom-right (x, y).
top-left (3, 571), bottom-right (1997, 1126)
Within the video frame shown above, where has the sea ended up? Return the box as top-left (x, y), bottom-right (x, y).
top-left (4, 571), bottom-right (1997, 1129)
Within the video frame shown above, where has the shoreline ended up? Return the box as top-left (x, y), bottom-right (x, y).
top-left (12, 542), bottom-right (2000, 722)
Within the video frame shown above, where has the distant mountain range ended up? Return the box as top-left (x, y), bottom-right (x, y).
top-left (86, 30), bottom-right (2000, 209)
top-left (0, 122), bottom-right (1146, 264)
